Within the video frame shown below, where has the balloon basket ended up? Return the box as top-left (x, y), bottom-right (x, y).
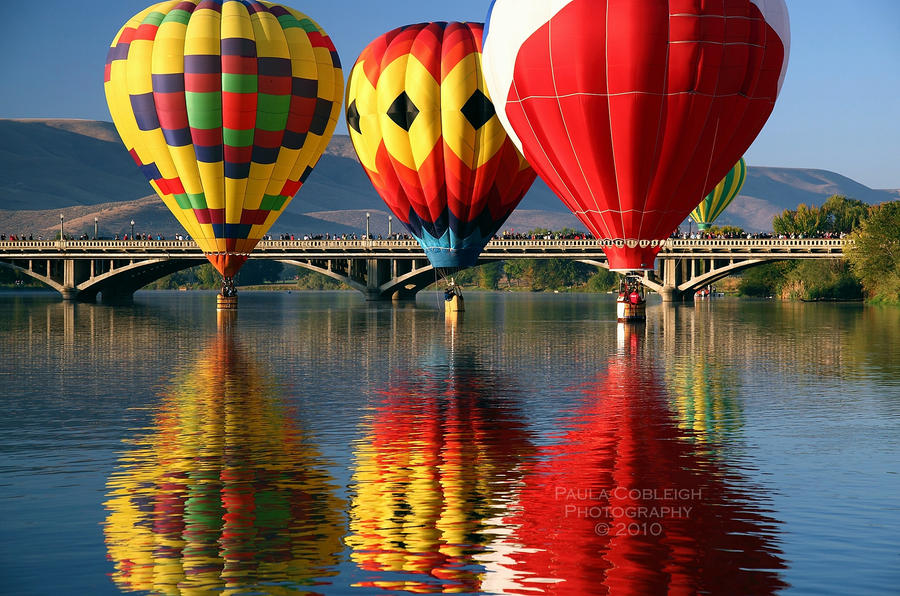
top-left (217, 294), bottom-right (238, 311)
top-left (445, 294), bottom-right (464, 314)
top-left (616, 298), bottom-right (646, 322)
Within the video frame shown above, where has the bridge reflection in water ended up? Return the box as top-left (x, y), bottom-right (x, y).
top-left (103, 328), bottom-right (345, 594)
top-left (0, 238), bottom-right (845, 303)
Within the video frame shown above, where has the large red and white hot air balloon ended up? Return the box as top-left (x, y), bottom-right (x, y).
top-left (482, 0), bottom-right (790, 270)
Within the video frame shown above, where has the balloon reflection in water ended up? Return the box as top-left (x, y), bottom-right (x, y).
top-left (104, 334), bottom-right (345, 593)
top-left (667, 356), bottom-right (742, 445)
top-left (346, 350), bottom-right (534, 593)
top-left (491, 325), bottom-right (786, 595)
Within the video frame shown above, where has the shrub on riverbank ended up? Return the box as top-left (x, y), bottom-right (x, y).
top-left (846, 201), bottom-right (900, 305)
top-left (737, 260), bottom-right (863, 301)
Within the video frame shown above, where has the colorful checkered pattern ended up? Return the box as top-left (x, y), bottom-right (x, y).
top-left (345, 22), bottom-right (536, 271)
top-left (105, 1), bottom-right (343, 277)
top-left (690, 159), bottom-right (747, 231)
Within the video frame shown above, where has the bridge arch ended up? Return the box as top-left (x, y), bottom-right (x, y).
top-left (279, 257), bottom-right (440, 300)
top-left (279, 259), bottom-right (367, 294)
top-left (0, 259), bottom-right (63, 293)
top-left (0, 256), bottom-right (205, 302)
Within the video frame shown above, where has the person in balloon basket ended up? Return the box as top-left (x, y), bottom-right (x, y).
top-left (630, 288), bottom-right (642, 305)
top-left (618, 278), bottom-right (644, 305)
top-left (444, 282), bottom-right (462, 302)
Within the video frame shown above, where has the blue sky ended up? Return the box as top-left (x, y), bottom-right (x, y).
top-left (1, 1), bottom-right (898, 188)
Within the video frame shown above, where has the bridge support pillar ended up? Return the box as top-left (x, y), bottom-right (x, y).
top-left (365, 258), bottom-right (392, 301)
top-left (659, 286), bottom-right (681, 302)
top-left (61, 287), bottom-right (80, 301)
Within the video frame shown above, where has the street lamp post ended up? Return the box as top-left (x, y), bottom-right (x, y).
top-left (388, 215), bottom-right (392, 237)
top-left (59, 214), bottom-right (64, 241)
top-left (365, 212), bottom-right (370, 239)
top-left (94, 217), bottom-right (99, 240)
top-left (130, 219), bottom-right (135, 240)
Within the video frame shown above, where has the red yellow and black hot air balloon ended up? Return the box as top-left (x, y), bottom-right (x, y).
top-left (105, 0), bottom-right (343, 299)
top-left (482, 0), bottom-right (790, 271)
top-left (345, 22), bottom-right (536, 273)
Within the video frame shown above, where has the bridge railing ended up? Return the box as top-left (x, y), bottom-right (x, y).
top-left (0, 237), bottom-right (848, 253)
top-left (667, 238), bottom-right (846, 249)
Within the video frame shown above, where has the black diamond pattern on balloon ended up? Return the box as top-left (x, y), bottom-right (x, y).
top-left (461, 89), bottom-right (495, 130)
top-left (387, 91), bottom-right (419, 131)
top-left (347, 100), bottom-right (361, 134)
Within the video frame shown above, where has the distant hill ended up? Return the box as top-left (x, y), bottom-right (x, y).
top-left (1, 118), bottom-right (896, 236)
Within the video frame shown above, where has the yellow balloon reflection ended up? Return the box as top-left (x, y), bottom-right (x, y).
top-left (104, 332), bottom-right (345, 594)
top-left (346, 349), bottom-right (534, 593)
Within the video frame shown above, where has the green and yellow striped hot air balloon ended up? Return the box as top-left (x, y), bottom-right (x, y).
top-left (690, 158), bottom-right (747, 231)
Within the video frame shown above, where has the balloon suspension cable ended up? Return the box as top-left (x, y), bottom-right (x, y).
top-left (221, 276), bottom-right (237, 297)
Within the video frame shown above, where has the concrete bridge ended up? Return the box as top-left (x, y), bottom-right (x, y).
top-left (0, 238), bottom-right (846, 303)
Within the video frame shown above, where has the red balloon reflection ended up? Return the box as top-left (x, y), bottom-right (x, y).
top-left (491, 326), bottom-right (786, 595)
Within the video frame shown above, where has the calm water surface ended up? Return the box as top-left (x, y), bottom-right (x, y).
top-left (1, 290), bottom-right (898, 595)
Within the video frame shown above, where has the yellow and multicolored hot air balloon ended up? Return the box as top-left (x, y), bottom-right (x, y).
top-left (345, 22), bottom-right (536, 273)
top-left (690, 158), bottom-right (747, 232)
top-left (104, 0), bottom-right (343, 297)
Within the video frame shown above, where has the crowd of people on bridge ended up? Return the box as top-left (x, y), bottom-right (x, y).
top-left (2, 228), bottom-right (847, 243)
top-left (670, 229), bottom-right (848, 240)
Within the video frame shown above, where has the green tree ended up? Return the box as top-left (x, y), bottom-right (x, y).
top-left (773, 203), bottom-right (828, 236)
top-left (527, 259), bottom-right (595, 291)
top-left (704, 225), bottom-right (746, 237)
top-left (475, 262), bottom-right (503, 290)
top-left (194, 264), bottom-right (220, 289)
top-left (821, 195), bottom-right (869, 234)
top-left (586, 269), bottom-right (619, 292)
top-left (846, 201), bottom-right (900, 303)
top-left (738, 261), bottom-right (796, 297)
top-left (292, 268), bottom-right (346, 289)
top-left (783, 260), bottom-right (863, 301)
top-left (773, 196), bottom-right (869, 237)
top-left (237, 260), bottom-right (284, 286)
top-left (0, 266), bottom-right (42, 288)
top-left (503, 259), bottom-right (534, 288)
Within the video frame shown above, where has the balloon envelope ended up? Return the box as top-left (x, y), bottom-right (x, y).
top-left (105, 1), bottom-right (343, 277)
top-left (345, 22), bottom-right (536, 271)
top-left (690, 158), bottom-right (747, 231)
top-left (483, 0), bottom-right (789, 270)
